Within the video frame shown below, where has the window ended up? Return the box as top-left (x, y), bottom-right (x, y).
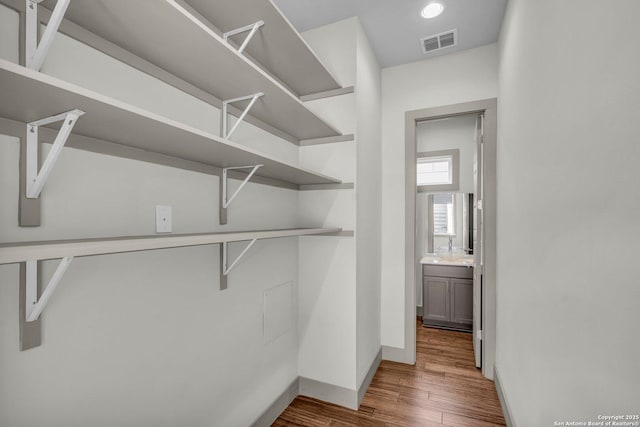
top-left (416, 149), bottom-right (460, 192)
top-left (432, 193), bottom-right (455, 235)
top-left (417, 156), bottom-right (452, 186)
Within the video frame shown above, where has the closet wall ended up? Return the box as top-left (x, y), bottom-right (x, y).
top-left (298, 16), bottom-right (382, 406)
top-left (0, 4), bottom-right (300, 426)
top-left (496, 0), bottom-right (640, 423)
top-left (0, 3), bottom-right (382, 422)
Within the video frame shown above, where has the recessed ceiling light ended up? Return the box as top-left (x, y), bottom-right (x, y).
top-left (421, 2), bottom-right (444, 19)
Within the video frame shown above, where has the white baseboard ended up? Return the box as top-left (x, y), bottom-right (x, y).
top-left (357, 349), bottom-right (382, 406)
top-left (250, 378), bottom-right (299, 427)
top-left (382, 345), bottom-right (414, 364)
top-left (255, 349), bottom-right (382, 421)
top-left (299, 376), bottom-right (358, 409)
top-left (494, 365), bottom-right (516, 427)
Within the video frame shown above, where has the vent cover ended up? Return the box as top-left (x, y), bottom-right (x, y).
top-left (420, 29), bottom-right (457, 54)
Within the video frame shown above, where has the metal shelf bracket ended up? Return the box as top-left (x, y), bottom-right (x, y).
top-left (222, 165), bottom-right (263, 209)
top-left (221, 92), bottom-right (264, 139)
top-left (25, 256), bottom-right (73, 322)
top-left (26, 0), bottom-right (71, 71)
top-left (26, 109), bottom-right (85, 199)
top-left (220, 239), bottom-right (257, 290)
top-left (219, 164), bottom-right (263, 224)
top-left (223, 20), bottom-right (264, 54)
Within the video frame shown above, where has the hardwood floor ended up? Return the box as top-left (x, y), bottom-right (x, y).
top-left (273, 323), bottom-right (505, 426)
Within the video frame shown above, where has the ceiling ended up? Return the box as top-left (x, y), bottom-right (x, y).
top-left (272, 0), bottom-right (507, 68)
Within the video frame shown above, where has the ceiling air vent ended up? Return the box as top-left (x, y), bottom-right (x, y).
top-left (420, 29), bottom-right (457, 54)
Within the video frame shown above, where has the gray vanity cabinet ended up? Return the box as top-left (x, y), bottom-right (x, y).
top-left (424, 277), bottom-right (450, 322)
top-left (422, 264), bottom-right (473, 331)
top-left (450, 278), bottom-right (473, 325)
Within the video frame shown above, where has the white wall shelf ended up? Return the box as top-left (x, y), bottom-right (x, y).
top-left (0, 59), bottom-right (343, 188)
top-left (0, 2), bottom-right (355, 355)
top-left (0, 227), bottom-right (342, 265)
top-left (182, 0), bottom-right (341, 97)
top-left (4, 227), bottom-right (341, 337)
top-left (300, 134), bottom-right (356, 147)
top-left (36, 0), bottom-right (342, 142)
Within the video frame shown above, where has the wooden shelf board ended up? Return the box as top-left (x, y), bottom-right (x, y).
top-left (184, 0), bottom-right (341, 97)
top-left (37, 0), bottom-right (340, 141)
top-left (0, 60), bottom-right (342, 186)
top-left (0, 227), bottom-right (342, 264)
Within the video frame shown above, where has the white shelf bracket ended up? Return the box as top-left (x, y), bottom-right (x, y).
top-left (219, 164), bottom-right (263, 225)
top-left (223, 20), bottom-right (264, 54)
top-left (220, 239), bottom-right (257, 290)
top-left (25, 0), bottom-right (71, 71)
top-left (221, 92), bottom-right (264, 140)
top-left (222, 239), bottom-right (257, 276)
top-left (26, 109), bottom-right (85, 199)
top-left (222, 165), bottom-right (263, 209)
top-left (25, 257), bottom-right (73, 322)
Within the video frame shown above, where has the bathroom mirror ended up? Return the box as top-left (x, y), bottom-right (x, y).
top-left (425, 192), bottom-right (474, 254)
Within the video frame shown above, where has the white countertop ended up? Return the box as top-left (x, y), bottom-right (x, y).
top-left (420, 254), bottom-right (475, 267)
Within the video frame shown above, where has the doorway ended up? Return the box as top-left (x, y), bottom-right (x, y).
top-left (404, 99), bottom-right (497, 379)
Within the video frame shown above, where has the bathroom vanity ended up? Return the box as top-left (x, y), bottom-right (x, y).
top-left (421, 256), bottom-right (474, 332)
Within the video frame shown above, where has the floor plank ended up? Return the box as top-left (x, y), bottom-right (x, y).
top-left (273, 323), bottom-right (505, 426)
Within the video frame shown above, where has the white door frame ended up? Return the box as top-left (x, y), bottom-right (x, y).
top-left (399, 99), bottom-right (497, 380)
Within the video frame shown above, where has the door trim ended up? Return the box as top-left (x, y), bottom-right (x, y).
top-left (401, 98), bottom-right (497, 379)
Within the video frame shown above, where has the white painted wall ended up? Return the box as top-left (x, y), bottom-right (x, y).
top-left (298, 17), bottom-right (382, 398)
top-left (415, 115), bottom-right (477, 307)
top-left (298, 18), bottom-right (358, 391)
top-left (0, 4), bottom-right (300, 426)
top-left (301, 19), bottom-right (356, 88)
top-left (417, 115), bottom-right (477, 194)
top-left (0, 3), bottom-right (18, 63)
top-left (381, 44), bottom-right (498, 349)
top-left (354, 21), bottom-right (382, 389)
top-left (496, 0), bottom-right (640, 424)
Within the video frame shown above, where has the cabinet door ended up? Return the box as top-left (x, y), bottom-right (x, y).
top-left (424, 277), bottom-right (450, 322)
top-left (450, 278), bottom-right (473, 325)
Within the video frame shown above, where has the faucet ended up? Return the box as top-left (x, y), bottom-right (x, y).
top-left (448, 235), bottom-right (453, 253)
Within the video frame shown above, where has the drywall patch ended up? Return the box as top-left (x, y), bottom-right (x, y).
top-left (263, 281), bottom-right (293, 343)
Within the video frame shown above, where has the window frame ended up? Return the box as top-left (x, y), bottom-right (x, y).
top-left (416, 149), bottom-right (460, 192)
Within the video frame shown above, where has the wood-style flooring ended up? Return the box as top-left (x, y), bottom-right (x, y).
top-left (273, 322), bottom-right (506, 426)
